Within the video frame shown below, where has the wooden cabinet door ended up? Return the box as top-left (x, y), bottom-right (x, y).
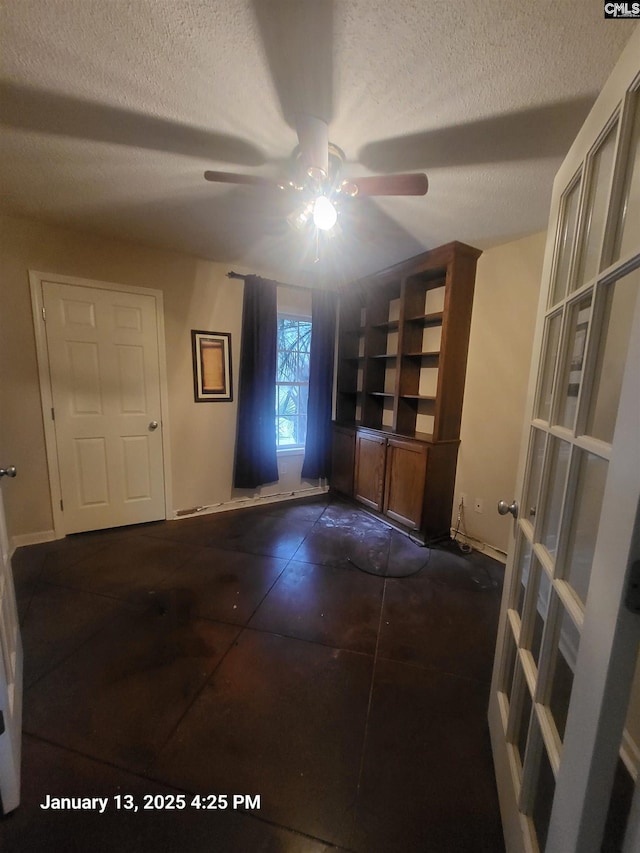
top-left (384, 437), bottom-right (428, 530)
top-left (330, 425), bottom-right (355, 496)
top-left (354, 431), bottom-right (386, 511)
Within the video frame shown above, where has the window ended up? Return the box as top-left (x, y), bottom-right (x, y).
top-left (276, 315), bottom-right (312, 449)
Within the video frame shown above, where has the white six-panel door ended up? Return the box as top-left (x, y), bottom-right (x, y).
top-left (489, 26), bottom-right (640, 853)
top-left (32, 276), bottom-right (168, 535)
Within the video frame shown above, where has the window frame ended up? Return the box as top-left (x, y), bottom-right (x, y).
top-left (275, 313), bottom-right (312, 453)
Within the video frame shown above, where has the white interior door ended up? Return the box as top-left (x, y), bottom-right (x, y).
top-left (40, 280), bottom-right (167, 534)
top-left (489, 27), bottom-right (640, 853)
top-left (0, 471), bottom-right (22, 815)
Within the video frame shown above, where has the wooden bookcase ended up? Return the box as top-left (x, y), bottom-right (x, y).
top-left (332, 240), bottom-right (481, 539)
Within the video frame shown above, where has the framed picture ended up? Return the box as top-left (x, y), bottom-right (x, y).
top-left (191, 330), bottom-right (233, 402)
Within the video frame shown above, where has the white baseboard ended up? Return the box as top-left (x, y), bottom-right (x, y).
top-left (449, 530), bottom-right (508, 565)
top-left (10, 529), bottom-right (57, 555)
top-left (7, 487), bottom-right (330, 551)
top-left (172, 485), bottom-right (329, 520)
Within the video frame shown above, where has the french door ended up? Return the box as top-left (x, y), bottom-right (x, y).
top-left (489, 27), bottom-right (640, 853)
top-left (0, 479), bottom-right (22, 814)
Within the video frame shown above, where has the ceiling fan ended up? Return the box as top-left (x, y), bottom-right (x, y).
top-left (204, 114), bottom-right (428, 234)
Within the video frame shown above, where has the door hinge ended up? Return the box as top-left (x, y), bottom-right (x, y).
top-left (42, 306), bottom-right (46, 321)
top-left (51, 407), bottom-right (55, 421)
top-left (625, 559), bottom-right (640, 614)
top-left (0, 710), bottom-right (4, 736)
top-left (60, 499), bottom-right (64, 511)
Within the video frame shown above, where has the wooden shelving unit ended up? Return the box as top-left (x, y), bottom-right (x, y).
top-left (332, 240), bottom-right (481, 539)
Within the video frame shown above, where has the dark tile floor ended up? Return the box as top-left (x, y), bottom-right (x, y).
top-left (2, 494), bottom-right (505, 853)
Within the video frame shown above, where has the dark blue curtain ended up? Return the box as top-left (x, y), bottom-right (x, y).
top-left (301, 289), bottom-right (338, 480)
top-left (233, 276), bottom-right (279, 489)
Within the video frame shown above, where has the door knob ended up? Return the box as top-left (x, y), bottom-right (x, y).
top-left (498, 499), bottom-right (518, 519)
top-left (0, 466), bottom-right (17, 478)
top-left (148, 421), bottom-right (159, 431)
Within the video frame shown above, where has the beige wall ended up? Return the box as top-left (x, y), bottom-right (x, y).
top-left (454, 231), bottom-right (547, 555)
top-left (0, 214), bottom-right (317, 544)
top-left (1, 213), bottom-right (545, 552)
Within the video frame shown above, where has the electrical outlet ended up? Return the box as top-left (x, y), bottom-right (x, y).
top-left (474, 498), bottom-right (483, 514)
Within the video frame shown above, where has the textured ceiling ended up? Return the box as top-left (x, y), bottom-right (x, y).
top-left (0, 1), bottom-right (637, 283)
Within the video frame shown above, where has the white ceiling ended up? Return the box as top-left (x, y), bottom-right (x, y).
top-left (0, 1), bottom-right (636, 284)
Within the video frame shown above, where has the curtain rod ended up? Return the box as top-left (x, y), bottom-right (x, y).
top-left (226, 271), bottom-right (311, 292)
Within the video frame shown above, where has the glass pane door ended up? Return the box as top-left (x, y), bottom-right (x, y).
top-left (489, 32), bottom-right (640, 853)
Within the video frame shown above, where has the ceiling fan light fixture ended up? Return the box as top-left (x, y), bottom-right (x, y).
top-left (313, 195), bottom-right (337, 230)
top-left (306, 165), bottom-right (327, 181)
top-left (287, 201), bottom-right (314, 232)
top-left (338, 179), bottom-right (358, 197)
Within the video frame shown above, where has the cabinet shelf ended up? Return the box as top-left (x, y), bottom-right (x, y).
top-left (403, 350), bottom-right (440, 359)
top-left (335, 242), bottom-right (479, 439)
top-left (332, 240), bottom-right (481, 539)
top-left (406, 311), bottom-right (444, 327)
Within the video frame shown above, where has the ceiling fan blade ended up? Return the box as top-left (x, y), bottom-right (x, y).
top-left (251, 0), bottom-right (334, 128)
top-left (295, 114), bottom-right (329, 179)
top-left (0, 82), bottom-right (267, 166)
top-left (204, 170), bottom-right (284, 189)
top-left (358, 98), bottom-right (596, 171)
top-left (341, 173), bottom-right (429, 197)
